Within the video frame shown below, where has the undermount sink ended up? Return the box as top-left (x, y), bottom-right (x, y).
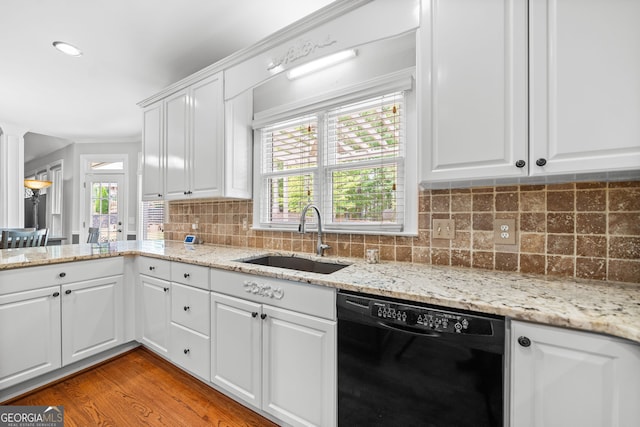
top-left (241, 255), bottom-right (349, 275)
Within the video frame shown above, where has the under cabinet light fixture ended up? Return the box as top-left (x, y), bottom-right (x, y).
top-left (287, 49), bottom-right (357, 80)
top-left (52, 41), bottom-right (83, 57)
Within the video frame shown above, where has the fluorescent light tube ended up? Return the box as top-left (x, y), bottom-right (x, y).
top-left (287, 49), bottom-right (357, 80)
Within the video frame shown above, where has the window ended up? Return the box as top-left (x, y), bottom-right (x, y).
top-left (140, 200), bottom-right (165, 240)
top-left (257, 90), bottom-right (414, 234)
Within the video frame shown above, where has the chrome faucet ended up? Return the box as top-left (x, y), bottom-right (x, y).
top-left (298, 203), bottom-right (330, 256)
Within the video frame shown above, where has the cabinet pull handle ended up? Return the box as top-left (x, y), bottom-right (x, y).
top-left (252, 312), bottom-right (258, 318)
top-left (149, 266), bottom-right (155, 271)
top-left (518, 336), bottom-right (531, 347)
top-left (52, 292), bottom-right (60, 297)
top-left (515, 160), bottom-right (526, 168)
top-left (65, 290), bottom-right (72, 295)
top-left (536, 158), bottom-right (547, 167)
top-left (59, 272), bottom-right (66, 278)
top-left (184, 273), bottom-right (190, 278)
top-left (260, 313), bottom-right (267, 320)
top-left (184, 306), bottom-right (190, 311)
top-left (163, 287), bottom-right (169, 292)
top-left (183, 349), bottom-right (190, 355)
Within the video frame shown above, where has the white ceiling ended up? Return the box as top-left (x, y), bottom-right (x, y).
top-left (0, 0), bottom-right (336, 160)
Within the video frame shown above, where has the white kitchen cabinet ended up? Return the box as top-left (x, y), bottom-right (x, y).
top-left (61, 276), bottom-right (124, 365)
top-left (223, 89), bottom-right (253, 199)
top-left (420, 0), bottom-right (528, 182)
top-left (141, 102), bottom-right (165, 201)
top-left (164, 72), bottom-right (225, 200)
top-left (0, 258), bottom-right (124, 391)
top-left (168, 262), bottom-right (210, 380)
top-left (138, 275), bottom-right (171, 355)
top-left (137, 257), bottom-right (172, 356)
top-left (510, 320), bottom-right (640, 427)
top-left (0, 286), bottom-right (62, 389)
top-left (420, 0), bottom-right (640, 185)
top-left (211, 269), bottom-right (336, 427)
top-left (528, 0), bottom-right (640, 176)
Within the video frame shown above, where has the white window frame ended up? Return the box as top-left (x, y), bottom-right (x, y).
top-left (253, 69), bottom-right (418, 236)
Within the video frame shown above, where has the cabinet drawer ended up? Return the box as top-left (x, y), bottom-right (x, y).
top-left (138, 257), bottom-right (171, 280)
top-left (171, 283), bottom-right (209, 335)
top-left (0, 258), bottom-right (123, 295)
top-left (171, 262), bottom-right (209, 290)
top-left (170, 323), bottom-right (210, 380)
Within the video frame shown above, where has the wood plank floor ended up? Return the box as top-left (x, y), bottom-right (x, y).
top-left (7, 347), bottom-right (279, 427)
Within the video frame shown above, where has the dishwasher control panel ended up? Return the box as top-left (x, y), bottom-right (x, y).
top-left (371, 301), bottom-right (493, 336)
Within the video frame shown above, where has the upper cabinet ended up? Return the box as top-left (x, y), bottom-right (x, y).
top-left (141, 72), bottom-right (252, 201)
top-left (420, 0), bottom-right (640, 186)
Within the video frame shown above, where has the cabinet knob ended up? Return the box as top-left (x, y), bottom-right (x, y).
top-left (163, 287), bottom-right (169, 292)
top-left (515, 160), bottom-right (526, 168)
top-left (183, 306), bottom-right (190, 312)
top-left (183, 349), bottom-right (190, 355)
top-left (65, 290), bottom-right (72, 295)
top-left (149, 266), bottom-right (155, 271)
top-left (536, 158), bottom-right (547, 167)
top-left (252, 312), bottom-right (258, 318)
top-left (183, 191), bottom-right (188, 195)
top-left (59, 272), bottom-right (66, 278)
top-left (52, 292), bottom-right (60, 297)
top-left (157, 194), bottom-right (162, 198)
top-left (184, 273), bottom-right (190, 278)
top-left (260, 313), bottom-right (267, 320)
top-left (518, 336), bottom-right (532, 347)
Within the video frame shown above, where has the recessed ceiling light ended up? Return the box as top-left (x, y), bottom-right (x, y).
top-left (52, 41), bottom-right (83, 57)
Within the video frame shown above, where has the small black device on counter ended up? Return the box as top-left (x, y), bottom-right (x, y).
top-left (337, 290), bottom-right (506, 426)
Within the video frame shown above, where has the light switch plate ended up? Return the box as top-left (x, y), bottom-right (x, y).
top-left (494, 218), bottom-right (516, 245)
top-left (433, 219), bottom-right (455, 239)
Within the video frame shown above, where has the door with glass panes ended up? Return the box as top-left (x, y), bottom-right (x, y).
top-left (84, 174), bottom-right (124, 242)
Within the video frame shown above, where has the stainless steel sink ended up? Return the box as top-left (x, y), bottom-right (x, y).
top-left (241, 255), bottom-right (349, 274)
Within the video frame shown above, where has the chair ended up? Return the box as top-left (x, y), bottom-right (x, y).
top-left (87, 227), bottom-right (100, 243)
top-left (1, 229), bottom-right (48, 249)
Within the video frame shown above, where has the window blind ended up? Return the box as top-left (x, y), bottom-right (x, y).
top-left (326, 92), bottom-right (404, 227)
top-left (261, 115), bottom-right (318, 224)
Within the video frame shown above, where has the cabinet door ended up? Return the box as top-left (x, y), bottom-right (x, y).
top-left (210, 293), bottom-right (262, 408)
top-left (171, 283), bottom-right (209, 335)
top-left (142, 102), bottom-right (164, 200)
top-left (164, 89), bottom-right (190, 200)
top-left (529, 0), bottom-right (640, 175)
top-left (190, 72), bottom-right (224, 199)
top-left (223, 89), bottom-right (253, 199)
top-left (0, 286), bottom-right (61, 389)
top-left (62, 276), bottom-right (124, 365)
top-left (139, 275), bottom-right (170, 355)
top-left (420, 0), bottom-right (528, 182)
top-left (511, 320), bottom-right (640, 427)
top-left (262, 305), bottom-right (336, 427)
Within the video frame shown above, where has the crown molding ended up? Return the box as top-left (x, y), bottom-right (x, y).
top-left (137, 0), bottom-right (372, 107)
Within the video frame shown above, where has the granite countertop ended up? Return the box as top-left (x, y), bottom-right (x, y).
top-left (1, 240), bottom-right (638, 344)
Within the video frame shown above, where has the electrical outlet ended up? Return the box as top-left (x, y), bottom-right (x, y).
top-left (494, 218), bottom-right (516, 245)
top-left (242, 217), bottom-right (248, 231)
top-left (433, 219), bottom-right (455, 239)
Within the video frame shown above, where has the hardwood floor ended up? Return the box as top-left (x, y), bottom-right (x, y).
top-left (6, 348), bottom-right (278, 427)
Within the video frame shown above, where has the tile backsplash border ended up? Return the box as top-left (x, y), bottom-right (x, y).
top-left (164, 180), bottom-right (640, 284)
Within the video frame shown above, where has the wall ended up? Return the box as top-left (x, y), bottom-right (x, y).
top-left (164, 180), bottom-right (640, 284)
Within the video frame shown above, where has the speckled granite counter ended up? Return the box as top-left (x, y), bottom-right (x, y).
top-left (1, 240), bottom-right (638, 343)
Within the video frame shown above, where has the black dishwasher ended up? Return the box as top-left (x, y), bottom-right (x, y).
top-left (337, 290), bottom-right (505, 427)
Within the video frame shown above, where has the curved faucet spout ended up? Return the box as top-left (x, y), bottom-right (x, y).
top-left (298, 203), bottom-right (330, 256)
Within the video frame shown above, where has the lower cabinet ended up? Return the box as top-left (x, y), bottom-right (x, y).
top-left (211, 271), bottom-right (336, 427)
top-left (61, 276), bottom-right (124, 365)
top-left (0, 286), bottom-right (62, 389)
top-left (510, 320), bottom-right (640, 427)
top-left (138, 275), bottom-right (171, 355)
top-left (0, 258), bottom-right (124, 391)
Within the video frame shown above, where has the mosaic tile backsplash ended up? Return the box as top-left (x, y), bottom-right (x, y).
top-left (164, 181), bottom-right (640, 283)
